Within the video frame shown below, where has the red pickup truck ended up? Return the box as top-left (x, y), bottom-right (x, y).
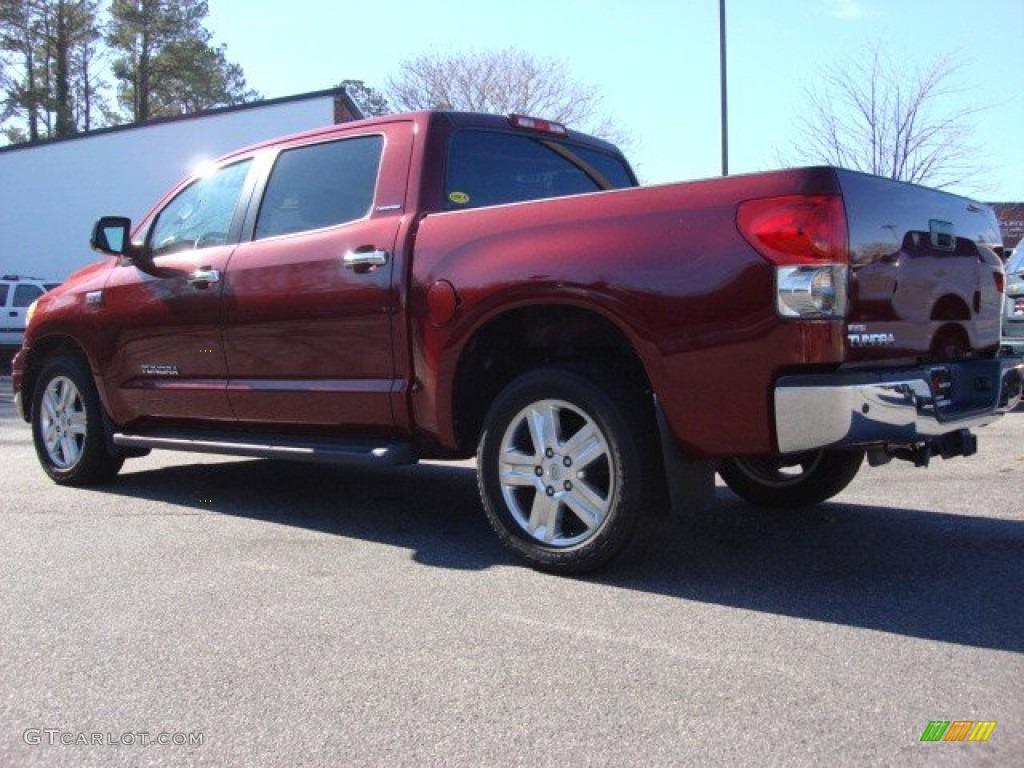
top-left (12, 111), bottom-right (1023, 573)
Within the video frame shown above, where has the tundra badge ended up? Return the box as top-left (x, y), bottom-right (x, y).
top-left (848, 324), bottom-right (896, 347)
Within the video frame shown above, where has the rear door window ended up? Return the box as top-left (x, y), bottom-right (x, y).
top-left (445, 131), bottom-right (635, 210)
top-left (254, 135), bottom-right (384, 240)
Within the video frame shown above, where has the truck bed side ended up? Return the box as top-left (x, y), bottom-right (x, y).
top-left (409, 168), bottom-right (848, 458)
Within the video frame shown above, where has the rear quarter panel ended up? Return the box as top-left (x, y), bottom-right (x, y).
top-left (410, 168), bottom-right (846, 458)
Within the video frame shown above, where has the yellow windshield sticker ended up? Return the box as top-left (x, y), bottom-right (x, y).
top-left (449, 191), bottom-right (470, 205)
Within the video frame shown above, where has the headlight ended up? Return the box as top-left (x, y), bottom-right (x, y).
top-left (25, 299), bottom-right (39, 328)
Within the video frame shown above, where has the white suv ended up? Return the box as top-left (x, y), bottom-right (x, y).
top-left (1, 275), bottom-right (60, 348)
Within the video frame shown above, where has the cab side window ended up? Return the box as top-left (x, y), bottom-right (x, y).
top-left (254, 135), bottom-right (384, 240)
top-left (149, 160), bottom-right (252, 255)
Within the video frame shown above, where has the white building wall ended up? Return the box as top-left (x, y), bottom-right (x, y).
top-left (1, 94), bottom-right (340, 281)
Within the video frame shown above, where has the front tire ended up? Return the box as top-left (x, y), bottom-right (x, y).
top-left (719, 449), bottom-right (864, 508)
top-left (477, 365), bottom-right (663, 574)
top-left (32, 354), bottom-right (124, 486)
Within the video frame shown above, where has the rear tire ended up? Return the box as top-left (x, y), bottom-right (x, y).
top-left (719, 449), bottom-right (864, 508)
top-left (477, 365), bottom-right (664, 574)
top-left (31, 354), bottom-right (124, 486)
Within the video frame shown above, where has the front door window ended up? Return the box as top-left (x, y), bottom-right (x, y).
top-left (149, 160), bottom-right (252, 255)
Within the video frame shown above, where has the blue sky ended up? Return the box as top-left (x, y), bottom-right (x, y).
top-left (207, 0), bottom-right (1024, 201)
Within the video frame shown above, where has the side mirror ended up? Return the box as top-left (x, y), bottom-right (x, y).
top-left (90, 216), bottom-right (133, 256)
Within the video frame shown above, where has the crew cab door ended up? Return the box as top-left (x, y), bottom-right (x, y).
top-left (221, 122), bottom-right (414, 428)
top-left (99, 159), bottom-right (255, 423)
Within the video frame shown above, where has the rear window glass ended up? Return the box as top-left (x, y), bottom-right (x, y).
top-left (445, 131), bottom-right (634, 211)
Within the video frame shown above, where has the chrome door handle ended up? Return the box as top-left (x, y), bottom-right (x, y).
top-left (343, 249), bottom-right (390, 271)
top-left (187, 268), bottom-right (220, 288)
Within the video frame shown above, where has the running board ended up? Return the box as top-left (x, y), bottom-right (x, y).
top-left (112, 431), bottom-right (416, 467)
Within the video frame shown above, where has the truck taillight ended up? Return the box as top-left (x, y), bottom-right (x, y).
top-left (775, 264), bottom-right (847, 318)
top-left (738, 195), bottom-right (848, 265)
top-left (738, 195), bottom-right (849, 319)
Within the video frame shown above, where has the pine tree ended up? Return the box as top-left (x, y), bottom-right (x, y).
top-left (108, 0), bottom-right (257, 121)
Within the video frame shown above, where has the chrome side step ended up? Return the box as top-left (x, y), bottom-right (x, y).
top-left (112, 431), bottom-right (416, 467)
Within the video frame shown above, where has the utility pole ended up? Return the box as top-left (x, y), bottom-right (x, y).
top-left (720, 0), bottom-right (729, 176)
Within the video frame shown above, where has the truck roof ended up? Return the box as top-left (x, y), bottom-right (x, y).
top-left (217, 110), bottom-right (624, 163)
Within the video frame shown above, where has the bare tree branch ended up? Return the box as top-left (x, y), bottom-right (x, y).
top-left (785, 39), bottom-right (988, 191)
top-left (384, 47), bottom-right (629, 148)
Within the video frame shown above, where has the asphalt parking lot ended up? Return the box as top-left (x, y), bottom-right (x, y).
top-left (1, 375), bottom-right (1022, 767)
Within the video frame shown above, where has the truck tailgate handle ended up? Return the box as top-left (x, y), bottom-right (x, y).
top-left (187, 268), bottom-right (220, 288)
top-left (344, 249), bottom-right (390, 272)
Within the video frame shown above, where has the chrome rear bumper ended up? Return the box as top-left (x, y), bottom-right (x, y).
top-left (775, 356), bottom-right (1023, 454)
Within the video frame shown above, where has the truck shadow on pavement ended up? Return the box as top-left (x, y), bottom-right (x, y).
top-left (101, 456), bottom-right (1024, 654)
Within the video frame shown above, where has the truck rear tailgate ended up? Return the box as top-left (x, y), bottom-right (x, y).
top-left (838, 169), bottom-right (1004, 363)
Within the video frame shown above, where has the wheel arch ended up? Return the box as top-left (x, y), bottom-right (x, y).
top-left (19, 335), bottom-right (92, 421)
top-left (449, 302), bottom-right (654, 454)
top-left (929, 322), bottom-right (972, 358)
top-left (930, 294), bottom-right (972, 322)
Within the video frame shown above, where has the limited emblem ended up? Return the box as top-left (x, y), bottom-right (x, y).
top-left (141, 364), bottom-right (180, 376)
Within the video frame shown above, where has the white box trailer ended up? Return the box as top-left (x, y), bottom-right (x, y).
top-left (0, 88), bottom-right (362, 282)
